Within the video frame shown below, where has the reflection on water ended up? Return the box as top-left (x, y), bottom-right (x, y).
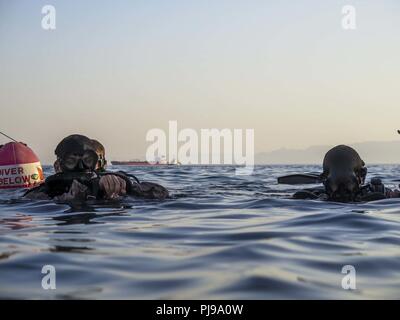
top-left (0, 165), bottom-right (400, 299)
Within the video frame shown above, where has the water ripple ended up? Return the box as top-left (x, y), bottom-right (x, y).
top-left (0, 165), bottom-right (400, 299)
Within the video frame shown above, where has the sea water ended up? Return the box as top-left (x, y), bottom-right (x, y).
top-left (0, 165), bottom-right (399, 299)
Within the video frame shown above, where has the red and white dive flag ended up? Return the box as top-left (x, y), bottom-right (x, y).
top-left (0, 142), bottom-right (45, 189)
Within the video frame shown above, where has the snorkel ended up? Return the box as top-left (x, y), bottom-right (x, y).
top-left (91, 139), bottom-right (107, 172)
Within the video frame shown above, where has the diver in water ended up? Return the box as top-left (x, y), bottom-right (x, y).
top-left (279, 145), bottom-right (391, 202)
top-left (24, 134), bottom-right (169, 201)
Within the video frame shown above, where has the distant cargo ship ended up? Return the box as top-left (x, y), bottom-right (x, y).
top-left (111, 157), bottom-right (180, 166)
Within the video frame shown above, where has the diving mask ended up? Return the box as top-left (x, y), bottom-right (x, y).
top-left (60, 150), bottom-right (99, 172)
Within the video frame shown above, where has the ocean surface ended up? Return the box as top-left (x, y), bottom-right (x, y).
top-left (0, 164), bottom-right (400, 299)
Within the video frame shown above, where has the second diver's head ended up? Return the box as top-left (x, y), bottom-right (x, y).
top-left (321, 145), bottom-right (367, 202)
top-left (54, 134), bottom-right (99, 173)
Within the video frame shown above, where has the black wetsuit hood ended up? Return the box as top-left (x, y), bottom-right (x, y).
top-left (55, 134), bottom-right (96, 159)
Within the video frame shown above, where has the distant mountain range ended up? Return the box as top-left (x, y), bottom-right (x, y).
top-left (255, 141), bottom-right (400, 164)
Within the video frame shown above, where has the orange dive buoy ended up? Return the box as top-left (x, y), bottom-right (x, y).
top-left (0, 142), bottom-right (45, 189)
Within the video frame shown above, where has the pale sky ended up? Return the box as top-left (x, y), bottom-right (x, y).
top-left (1, 0), bottom-right (399, 164)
